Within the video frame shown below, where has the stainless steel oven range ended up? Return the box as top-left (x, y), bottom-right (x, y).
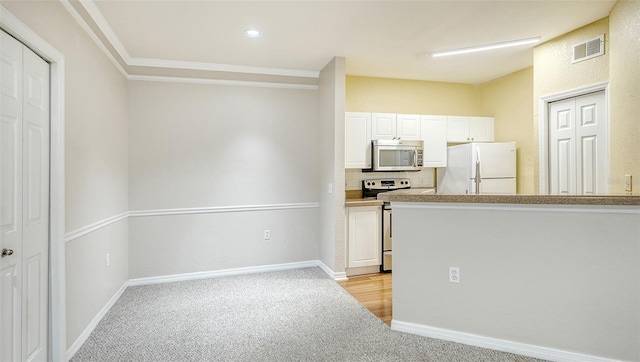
top-left (362, 178), bottom-right (411, 272)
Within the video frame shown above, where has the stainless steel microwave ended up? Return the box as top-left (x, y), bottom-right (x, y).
top-left (372, 139), bottom-right (423, 171)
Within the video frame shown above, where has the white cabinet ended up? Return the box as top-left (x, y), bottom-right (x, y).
top-left (345, 112), bottom-right (492, 169)
top-left (347, 206), bottom-right (381, 268)
top-left (447, 116), bottom-right (494, 143)
top-left (421, 115), bottom-right (448, 167)
top-left (371, 113), bottom-right (396, 140)
top-left (470, 117), bottom-right (494, 142)
top-left (372, 113), bottom-right (421, 140)
top-left (345, 112), bottom-right (372, 168)
top-left (396, 114), bottom-right (422, 140)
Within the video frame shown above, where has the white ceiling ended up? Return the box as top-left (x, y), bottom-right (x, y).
top-left (89, 0), bottom-right (616, 84)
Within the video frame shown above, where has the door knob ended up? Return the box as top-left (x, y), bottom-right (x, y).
top-left (1, 248), bottom-right (14, 257)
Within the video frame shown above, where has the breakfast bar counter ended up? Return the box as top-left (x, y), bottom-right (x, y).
top-left (383, 191), bottom-right (640, 361)
top-left (377, 189), bottom-right (640, 206)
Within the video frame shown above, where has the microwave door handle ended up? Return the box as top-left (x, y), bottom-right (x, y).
top-left (413, 150), bottom-right (417, 167)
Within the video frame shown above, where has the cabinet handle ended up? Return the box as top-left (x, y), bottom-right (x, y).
top-left (1, 248), bottom-right (14, 257)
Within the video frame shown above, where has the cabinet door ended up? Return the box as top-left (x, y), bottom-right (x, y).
top-left (345, 112), bottom-right (372, 168)
top-left (396, 114), bottom-right (421, 140)
top-left (371, 113), bottom-right (396, 140)
top-left (421, 115), bottom-right (447, 167)
top-left (470, 116), bottom-right (494, 142)
top-left (446, 116), bottom-right (470, 142)
top-left (347, 206), bottom-right (381, 268)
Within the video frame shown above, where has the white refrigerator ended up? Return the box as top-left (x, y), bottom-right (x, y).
top-left (437, 142), bottom-right (516, 194)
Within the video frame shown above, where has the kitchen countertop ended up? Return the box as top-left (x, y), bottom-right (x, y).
top-left (345, 198), bottom-right (384, 207)
top-left (377, 189), bottom-right (640, 206)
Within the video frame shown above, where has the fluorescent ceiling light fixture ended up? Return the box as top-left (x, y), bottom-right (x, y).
top-left (244, 29), bottom-right (262, 38)
top-left (431, 37), bottom-right (540, 58)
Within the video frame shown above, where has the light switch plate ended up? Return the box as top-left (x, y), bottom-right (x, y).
top-left (624, 175), bottom-right (632, 192)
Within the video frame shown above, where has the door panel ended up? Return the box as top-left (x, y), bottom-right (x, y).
top-left (549, 92), bottom-right (607, 194)
top-left (25, 254), bottom-right (42, 359)
top-left (474, 143), bottom-right (516, 178)
top-left (371, 113), bottom-right (396, 140)
top-left (557, 139), bottom-right (572, 194)
top-left (1, 30), bottom-right (24, 362)
top-left (1, 30), bottom-right (49, 362)
top-left (575, 92), bottom-right (607, 194)
top-left (21, 43), bottom-right (49, 362)
top-left (1, 117), bottom-right (18, 233)
top-left (1, 265), bottom-right (20, 362)
top-left (581, 136), bottom-right (597, 194)
top-left (471, 178), bottom-right (516, 195)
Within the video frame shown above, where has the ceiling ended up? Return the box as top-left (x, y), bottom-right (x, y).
top-left (78, 0), bottom-right (616, 85)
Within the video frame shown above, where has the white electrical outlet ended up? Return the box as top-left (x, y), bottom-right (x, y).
top-left (106, 253), bottom-right (110, 267)
top-left (449, 267), bottom-right (460, 283)
top-left (264, 230), bottom-right (271, 240)
top-left (624, 175), bottom-right (632, 192)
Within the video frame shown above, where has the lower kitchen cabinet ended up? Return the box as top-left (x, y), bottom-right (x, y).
top-left (347, 205), bottom-right (381, 268)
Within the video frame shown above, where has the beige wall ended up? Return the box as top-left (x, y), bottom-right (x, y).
top-left (609, 0), bottom-right (640, 193)
top-left (479, 68), bottom-right (534, 194)
top-left (345, 74), bottom-right (531, 193)
top-left (2, 0), bottom-right (130, 351)
top-left (532, 18), bottom-right (610, 192)
top-left (346, 76), bottom-right (481, 115)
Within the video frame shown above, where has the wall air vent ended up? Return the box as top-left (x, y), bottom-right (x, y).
top-left (572, 34), bottom-right (604, 64)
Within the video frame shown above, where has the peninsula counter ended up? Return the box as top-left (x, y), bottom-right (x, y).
top-left (378, 192), bottom-right (640, 362)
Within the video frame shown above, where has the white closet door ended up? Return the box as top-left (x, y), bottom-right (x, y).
top-left (549, 91), bottom-right (607, 195)
top-left (1, 30), bottom-right (49, 362)
top-left (575, 92), bottom-right (607, 194)
top-left (549, 98), bottom-right (576, 194)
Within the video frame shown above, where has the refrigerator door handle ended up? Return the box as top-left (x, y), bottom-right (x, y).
top-left (475, 148), bottom-right (481, 194)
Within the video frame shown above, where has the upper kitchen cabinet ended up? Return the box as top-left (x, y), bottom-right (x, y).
top-left (447, 116), bottom-right (494, 143)
top-left (372, 113), bottom-right (421, 140)
top-left (421, 115), bottom-right (448, 168)
top-left (345, 112), bottom-right (372, 169)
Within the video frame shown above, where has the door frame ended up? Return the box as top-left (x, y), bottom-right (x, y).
top-left (538, 81), bottom-right (610, 194)
top-left (1, 7), bottom-right (66, 361)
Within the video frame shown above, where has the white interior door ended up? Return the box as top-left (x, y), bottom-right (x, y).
top-left (1, 30), bottom-right (50, 362)
top-left (549, 91), bottom-right (607, 194)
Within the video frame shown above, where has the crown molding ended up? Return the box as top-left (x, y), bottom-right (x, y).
top-left (59, 0), bottom-right (128, 78)
top-left (128, 57), bottom-right (319, 79)
top-left (62, 0), bottom-right (320, 85)
top-left (78, 0), bottom-right (131, 62)
top-left (128, 74), bottom-right (319, 90)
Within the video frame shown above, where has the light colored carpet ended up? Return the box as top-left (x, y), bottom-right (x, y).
top-left (71, 267), bottom-right (545, 361)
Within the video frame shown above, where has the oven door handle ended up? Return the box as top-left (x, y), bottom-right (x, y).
top-left (389, 210), bottom-right (393, 239)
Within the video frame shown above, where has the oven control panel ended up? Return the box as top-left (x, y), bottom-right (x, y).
top-left (362, 178), bottom-right (411, 190)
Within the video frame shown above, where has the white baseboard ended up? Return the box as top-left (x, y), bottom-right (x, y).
top-left (66, 282), bottom-right (128, 361)
top-left (128, 260), bottom-right (343, 286)
top-left (316, 260), bottom-right (348, 281)
top-left (391, 320), bottom-right (618, 362)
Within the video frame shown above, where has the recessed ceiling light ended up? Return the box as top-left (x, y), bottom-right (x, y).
top-left (431, 37), bottom-right (541, 58)
top-left (244, 29), bottom-right (262, 38)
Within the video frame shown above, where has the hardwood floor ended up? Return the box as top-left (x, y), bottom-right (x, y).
top-left (338, 272), bottom-right (392, 326)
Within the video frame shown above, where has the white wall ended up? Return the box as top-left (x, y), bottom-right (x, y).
top-left (1, 1), bottom-right (130, 351)
top-left (127, 81), bottom-right (321, 278)
top-left (318, 58), bottom-right (346, 275)
top-left (393, 203), bottom-right (640, 361)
